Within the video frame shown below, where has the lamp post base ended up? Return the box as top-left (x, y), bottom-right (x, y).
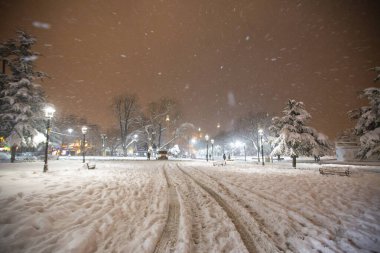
top-left (43, 164), bottom-right (48, 173)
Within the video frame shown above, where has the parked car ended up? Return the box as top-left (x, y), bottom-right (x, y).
top-left (157, 150), bottom-right (168, 160)
top-left (0, 152), bottom-right (11, 162)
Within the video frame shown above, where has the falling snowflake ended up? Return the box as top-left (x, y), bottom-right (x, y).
top-left (227, 91), bottom-right (236, 106)
top-left (22, 55), bottom-right (38, 62)
top-left (32, 21), bottom-right (51, 29)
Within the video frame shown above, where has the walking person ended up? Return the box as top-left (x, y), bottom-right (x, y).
top-left (223, 153), bottom-right (226, 165)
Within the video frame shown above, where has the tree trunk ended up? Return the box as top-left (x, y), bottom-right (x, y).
top-left (292, 156), bottom-right (296, 168)
top-left (11, 145), bottom-right (17, 163)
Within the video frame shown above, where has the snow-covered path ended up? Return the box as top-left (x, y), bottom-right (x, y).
top-left (0, 160), bottom-right (379, 253)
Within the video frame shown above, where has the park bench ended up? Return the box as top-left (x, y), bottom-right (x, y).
top-left (319, 167), bottom-right (351, 176)
top-left (86, 162), bottom-right (96, 170)
top-left (213, 161), bottom-right (226, 166)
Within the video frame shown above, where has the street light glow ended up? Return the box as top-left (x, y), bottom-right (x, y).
top-left (43, 105), bottom-right (55, 173)
top-left (81, 126), bottom-right (88, 134)
top-left (235, 140), bottom-right (243, 147)
top-left (205, 134), bottom-right (209, 141)
top-left (44, 106), bottom-right (55, 118)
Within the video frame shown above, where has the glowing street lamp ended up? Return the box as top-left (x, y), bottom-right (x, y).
top-left (43, 106), bottom-right (55, 173)
top-left (211, 139), bottom-right (214, 160)
top-left (205, 134), bottom-right (209, 161)
top-left (68, 128), bottom-right (73, 156)
top-left (81, 126), bottom-right (88, 163)
top-left (133, 134), bottom-right (138, 157)
top-left (258, 129), bottom-right (264, 166)
top-left (101, 133), bottom-right (107, 156)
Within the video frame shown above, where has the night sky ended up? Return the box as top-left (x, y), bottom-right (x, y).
top-left (1, 0), bottom-right (379, 138)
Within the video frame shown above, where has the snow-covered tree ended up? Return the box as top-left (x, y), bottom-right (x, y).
top-left (169, 144), bottom-right (181, 157)
top-left (0, 31), bottom-right (46, 144)
top-left (270, 99), bottom-right (332, 168)
top-left (112, 93), bottom-right (141, 155)
top-left (348, 87), bottom-right (380, 159)
top-left (1, 78), bottom-right (45, 138)
top-left (142, 97), bottom-right (180, 151)
top-left (234, 111), bottom-right (273, 157)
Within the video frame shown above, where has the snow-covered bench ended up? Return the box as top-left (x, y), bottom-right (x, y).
top-left (319, 167), bottom-right (351, 176)
top-left (213, 161), bottom-right (226, 166)
top-left (86, 162), bottom-right (96, 170)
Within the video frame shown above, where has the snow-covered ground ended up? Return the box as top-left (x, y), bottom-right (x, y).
top-left (0, 160), bottom-right (379, 253)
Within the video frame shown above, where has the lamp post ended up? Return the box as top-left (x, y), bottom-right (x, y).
top-left (133, 134), bottom-right (138, 156)
top-left (244, 144), bottom-right (246, 162)
top-left (43, 106), bottom-right (55, 173)
top-left (205, 134), bottom-right (209, 161)
top-left (101, 134), bottom-right (106, 156)
top-left (211, 139), bottom-right (214, 160)
top-left (257, 130), bottom-right (260, 163)
top-left (82, 126), bottom-right (88, 163)
top-left (67, 128), bottom-right (73, 156)
top-left (259, 129), bottom-right (264, 166)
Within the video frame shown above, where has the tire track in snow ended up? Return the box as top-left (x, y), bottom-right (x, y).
top-left (194, 167), bottom-right (341, 251)
top-left (177, 165), bottom-right (282, 253)
top-left (154, 164), bottom-right (180, 253)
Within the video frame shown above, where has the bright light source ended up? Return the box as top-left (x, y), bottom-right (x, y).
top-left (166, 115), bottom-right (170, 121)
top-left (205, 134), bottom-right (209, 141)
top-left (68, 128), bottom-right (73, 134)
top-left (191, 138), bottom-right (197, 144)
top-left (134, 134), bottom-right (138, 139)
top-left (81, 126), bottom-right (88, 134)
top-left (217, 123), bottom-right (220, 128)
top-left (44, 106), bottom-right (55, 118)
top-left (258, 129), bottom-right (264, 135)
top-left (211, 139), bottom-right (214, 144)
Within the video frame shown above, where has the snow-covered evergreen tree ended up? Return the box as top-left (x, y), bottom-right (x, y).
top-left (0, 31), bottom-right (46, 143)
top-left (348, 86), bottom-right (380, 159)
top-left (1, 78), bottom-right (45, 137)
top-left (270, 99), bottom-right (332, 167)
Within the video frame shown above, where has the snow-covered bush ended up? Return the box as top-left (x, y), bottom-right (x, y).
top-left (169, 144), bottom-right (181, 157)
